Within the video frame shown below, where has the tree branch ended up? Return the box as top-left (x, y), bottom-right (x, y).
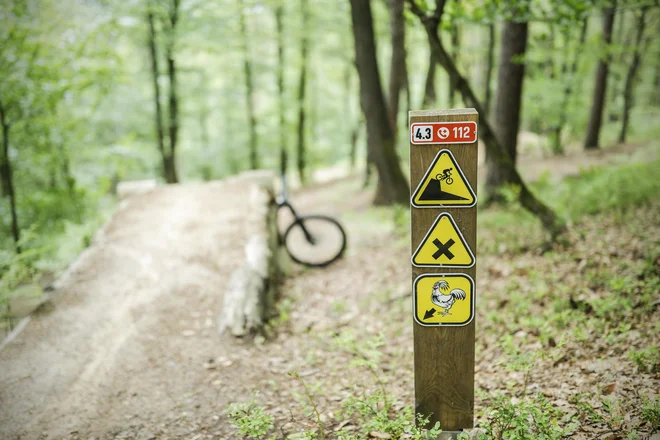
top-left (406, 0), bottom-right (566, 237)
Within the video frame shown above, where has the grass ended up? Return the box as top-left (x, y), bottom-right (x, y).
top-left (534, 154), bottom-right (660, 221)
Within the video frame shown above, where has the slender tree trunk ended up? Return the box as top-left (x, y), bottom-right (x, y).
top-left (403, 59), bottom-right (411, 116)
top-left (653, 55), bottom-right (660, 106)
top-left (552, 18), bottom-right (588, 154)
top-left (618, 7), bottom-right (647, 144)
top-left (0, 101), bottom-right (20, 253)
top-left (607, 9), bottom-right (628, 120)
top-left (652, 22), bottom-right (660, 106)
top-left (483, 22), bottom-right (495, 118)
top-left (448, 23), bottom-right (459, 108)
top-left (546, 21), bottom-right (556, 79)
top-left (275, 4), bottom-right (286, 165)
top-left (240, 0), bottom-right (258, 169)
top-left (199, 108), bottom-right (210, 152)
top-left (388, 0), bottom-right (406, 138)
top-left (486, 19), bottom-right (528, 197)
top-left (60, 148), bottom-right (75, 194)
top-left (344, 59), bottom-right (359, 170)
top-left (349, 0), bottom-right (409, 205)
top-left (350, 120), bottom-right (363, 170)
top-left (422, 52), bottom-right (437, 107)
top-left (146, 9), bottom-right (169, 183)
top-left (0, 162), bottom-right (6, 198)
top-left (407, 0), bottom-right (565, 237)
top-left (164, 0), bottom-right (180, 184)
top-left (296, 0), bottom-right (309, 184)
top-left (584, 4), bottom-right (616, 150)
top-left (487, 19), bottom-right (528, 168)
top-left (223, 93), bottom-right (240, 175)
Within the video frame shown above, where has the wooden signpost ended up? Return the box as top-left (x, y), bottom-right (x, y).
top-left (409, 109), bottom-right (478, 433)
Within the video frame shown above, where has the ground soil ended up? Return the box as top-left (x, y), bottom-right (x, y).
top-left (0, 142), bottom-right (657, 439)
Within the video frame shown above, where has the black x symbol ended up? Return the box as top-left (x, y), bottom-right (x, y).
top-left (432, 238), bottom-right (455, 260)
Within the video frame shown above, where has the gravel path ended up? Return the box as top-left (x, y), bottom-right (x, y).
top-left (0, 181), bottom-right (253, 439)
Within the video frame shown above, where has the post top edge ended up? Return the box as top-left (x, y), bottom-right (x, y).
top-left (409, 108), bottom-right (478, 117)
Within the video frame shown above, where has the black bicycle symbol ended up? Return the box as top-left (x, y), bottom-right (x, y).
top-left (435, 168), bottom-right (454, 185)
top-left (276, 151), bottom-right (347, 267)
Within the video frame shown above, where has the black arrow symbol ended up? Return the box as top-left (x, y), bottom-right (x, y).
top-left (423, 308), bottom-right (436, 320)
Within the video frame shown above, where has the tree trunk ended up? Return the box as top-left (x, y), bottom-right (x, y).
top-left (296, 0), bottom-right (309, 184)
top-left (607, 9), bottom-right (628, 121)
top-left (552, 18), bottom-right (588, 155)
top-left (403, 57), bottom-right (411, 116)
top-left (240, 0), bottom-right (258, 169)
top-left (199, 107), bottom-right (210, 152)
top-left (275, 4), bottom-right (286, 165)
top-left (0, 101), bottom-right (20, 253)
top-left (0, 161), bottom-right (6, 197)
top-left (652, 21), bottom-right (660, 106)
top-left (388, 0), bottom-right (406, 138)
top-left (448, 23), bottom-right (459, 108)
top-left (584, 4), bottom-right (616, 150)
top-left (485, 19), bottom-right (528, 198)
top-left (618, 7), bottom-right (647, 144)
top-left (350, 120), bottom-right (363, 170)
top-left (653, 53), bottom-right (660, 106)
top-left (344, 59), bottom-right (360, 170)
top-left (483, 23), bottom-right (495, 118)
top-left (422, 52), bottom-right (437, 107)
top-left (546, 21), bottom-right (556, 79)
top-left (493, 20), bottom-right (527, 161)
top-left (407, 0), bottom-right (565, 237)
top-left (164, 0), bottom-right (180, 184)
top-left (146, 8), bottom-right (169, 183)
top-left (349, 0), bottom-right (409, 205)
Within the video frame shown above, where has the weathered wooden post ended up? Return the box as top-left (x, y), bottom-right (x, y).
top-left (409, 109), bottom-right (478, 435)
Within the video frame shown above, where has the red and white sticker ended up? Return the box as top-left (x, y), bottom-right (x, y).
top-left (411, 121), bottom-right (477, 145)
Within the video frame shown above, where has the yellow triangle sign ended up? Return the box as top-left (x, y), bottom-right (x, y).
top-left (412, 213), bottom-right (475, 268)
top-left (411, 149), bottom-right (476, 208)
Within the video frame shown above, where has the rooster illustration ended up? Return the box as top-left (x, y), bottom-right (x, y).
top-left (430, 280), bottom-right (466, 316)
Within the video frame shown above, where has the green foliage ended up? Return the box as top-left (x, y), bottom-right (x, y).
top-left (640, 397), bottom-right (660, 430)
top-left (332, 331), bottom-right (390, 408)
top-left (479, 393), bottom-right (575, 440)
top-left (341, 393), bottom-right (441, 439)
top-left (628, 347), bottom-right (660, 374)
top-left (540, 158), bottom-right (660, 220)
top-left (289, 371), bottom-right (326, 440)
top-left (226, 400), bottom-right (275, 439)
top-left (572, 393), bottom-right (630, 434)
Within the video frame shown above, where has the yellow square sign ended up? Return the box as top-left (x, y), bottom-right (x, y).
top-left (413, 274), bottom-right (475, 327)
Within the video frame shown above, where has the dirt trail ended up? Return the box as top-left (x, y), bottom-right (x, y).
top-left (0, 181), bottom-right (253, 439)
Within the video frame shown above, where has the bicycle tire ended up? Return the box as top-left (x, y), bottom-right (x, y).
top-left (446, 177), bottom-right (453, 185)
top-left (283, 215), bottom-right (347, 267)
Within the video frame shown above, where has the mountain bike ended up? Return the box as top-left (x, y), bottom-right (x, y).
top-left (435, 168), bottom-right (454, 185)
top-left (276, 151), bottom-right (347, 267)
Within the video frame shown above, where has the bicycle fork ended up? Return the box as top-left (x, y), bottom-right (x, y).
top-left (278, 202), bottom-right (316, 245)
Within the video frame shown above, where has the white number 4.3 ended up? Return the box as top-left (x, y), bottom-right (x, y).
top-left (414, 125), bottom-right (433, 141)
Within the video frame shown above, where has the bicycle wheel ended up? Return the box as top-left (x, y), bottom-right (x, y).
top-left (446, 177), bottom-right (453, 185)
top-left (283, 215), bottom-right (347, 267)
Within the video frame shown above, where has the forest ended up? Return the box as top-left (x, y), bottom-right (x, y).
top-left (1, 0), bottom-right (659, 438)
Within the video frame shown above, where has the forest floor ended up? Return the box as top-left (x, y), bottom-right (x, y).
top-left (0, 142), bottom-right (658, 439)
